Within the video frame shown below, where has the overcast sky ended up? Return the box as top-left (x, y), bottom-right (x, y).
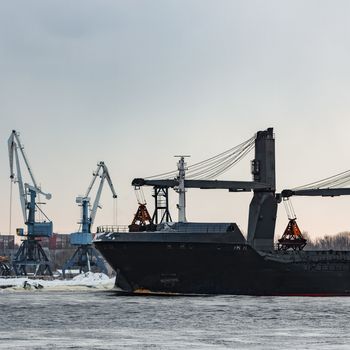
top-left (1, 0), bottom-right (350, 240)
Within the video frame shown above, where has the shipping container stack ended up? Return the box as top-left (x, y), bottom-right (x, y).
top-left (45, 233), bottom-right (75, 271)
top-left (0, 234), bottom-right (16, 257)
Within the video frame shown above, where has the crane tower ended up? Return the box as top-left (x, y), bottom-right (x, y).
top-left (8, 130), bottom-right (53, 276)
top-left (62, 161), bottom-right (117, 277)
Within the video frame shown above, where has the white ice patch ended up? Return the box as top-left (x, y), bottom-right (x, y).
top-left (0, 272), bottom-right (115, 291)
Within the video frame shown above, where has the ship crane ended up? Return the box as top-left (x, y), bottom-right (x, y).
top-left (132, 131), bottom-right (274, 230)
top-left (132, 129), bottom-right (277, 251)
top-left (62, 161), bottom-right (117, 277)
top-left (279, 169), bottom-right (350, 250)
top-left (8, 130), bottom-right (53, 276)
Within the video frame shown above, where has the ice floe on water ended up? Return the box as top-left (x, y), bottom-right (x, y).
top-left (0, 272), bottom-right (115, 291)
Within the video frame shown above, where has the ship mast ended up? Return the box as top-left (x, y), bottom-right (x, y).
top-left (175, 156), bottom-right (189, 222)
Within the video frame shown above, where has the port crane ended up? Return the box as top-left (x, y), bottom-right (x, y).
top-left (8, 130), bottom-right (53, 276)
top-left (62, 161), bottom-right (117, 277)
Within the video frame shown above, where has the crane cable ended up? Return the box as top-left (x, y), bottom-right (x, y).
top-left (187, 139), bottom-right (254, 179)
top-left (9, 181), bottom-right (13, 235)
top-left (134, 186), bottom-right (146, 205)
top-left (145, 135), bottom-right (255, 181)
top-left (37, 193), bottom-right (43, 222)
top-left (293, 169), bottom-right (350, 191)
top-left (283, 197), bottom-right (296, 220)
top-left (285, 168), bottom-right (350, 226)
top-left (113, 197), bottom-right (118, 226)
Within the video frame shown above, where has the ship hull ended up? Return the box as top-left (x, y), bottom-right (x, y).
top-left (95, 239), bottom-right (350, 296)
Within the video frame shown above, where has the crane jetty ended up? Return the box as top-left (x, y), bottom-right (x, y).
top-left (94, 128), bottom-right (350, 296)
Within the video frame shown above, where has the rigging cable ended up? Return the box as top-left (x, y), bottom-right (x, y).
top-left (293, 169), bottom-right (350, 190)
top-left (187, 137), bottom-right (255, 177)
top-left (37, 192), bottom-right (43, 222)
top-left (188, 140), bottom-right (254, 179)
top-left (9, 180), bottom-right (13, 235)
top-left (283, 197), bottom-right (296, 220)
top-left (134, 186), bottom-right (147, 205)
top-left (144, 135), bottom-right (255, 181)
top-left (113, 196), bottom-right (118, 226)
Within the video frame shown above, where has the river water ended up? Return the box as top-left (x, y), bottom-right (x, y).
top-left (1, 290), bottom-right (349, 349)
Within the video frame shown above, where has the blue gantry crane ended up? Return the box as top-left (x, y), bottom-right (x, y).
top-left (62, 161), bottom-right (117, 277)
top-left (8, 130), bottom-right (53, 276)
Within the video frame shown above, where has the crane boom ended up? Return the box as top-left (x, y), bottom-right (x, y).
top-left (13, 143), bottom-right (26, 221)
top-left (132, 178), bottom-right (271, 191)
top-left (8, 130), bottom-right (38, 188)
top-left (103, 163), bottom-right (117, 198)
top-left (90, 175), bottom-right (105, 226)
top-left (77, 161), bottom-right (117, 233)
top-left (85, 162), bottom-right (117, 197)
top-left (84, 163), bottom-right (101, 198)
top-left (8, 130), bottom-right (52, 223)
top-left (281, 188), bottom-right (350, 198)
top-left (88, 162), bottom-right (117, 227)
top-left (8, 130), bottom-right (51, 203)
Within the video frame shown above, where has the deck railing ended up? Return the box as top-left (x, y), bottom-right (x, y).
top-left (96, 225), bottom-right (129, 233)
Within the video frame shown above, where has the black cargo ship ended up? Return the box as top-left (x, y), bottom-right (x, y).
top-left (94, 128), bottom-right (350, 295)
